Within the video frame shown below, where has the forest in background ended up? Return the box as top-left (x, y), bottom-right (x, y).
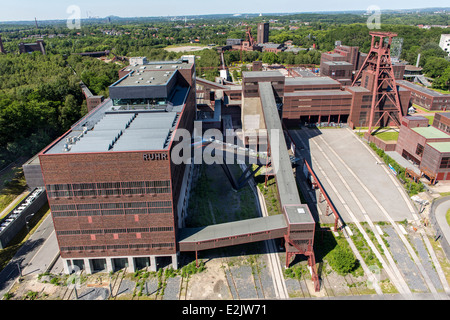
top-left (0, 10), bottom-right (449, 169)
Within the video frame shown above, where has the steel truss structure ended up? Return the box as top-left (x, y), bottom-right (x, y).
top-left (352, 32), bottom-right (404, 134)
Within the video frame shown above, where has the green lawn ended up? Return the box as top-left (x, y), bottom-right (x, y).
top-left (423, 115), bottom-right (435, 125)
top-left (0, 167), bottom-right (28, 214)
top-left (372, 131), bottom-right (399, 141)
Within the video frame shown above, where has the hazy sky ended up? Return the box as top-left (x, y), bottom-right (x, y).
top-left (1, 0), bottom-right (448, 22)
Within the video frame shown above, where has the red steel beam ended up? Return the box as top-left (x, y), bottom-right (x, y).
top-left (303, 159), bottom-right (341, 232)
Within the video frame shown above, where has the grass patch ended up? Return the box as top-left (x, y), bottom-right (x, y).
top-left (348, 223), bottom-right (382, 271)
top-left (187, 164), bottom-right (259, 227)
top-left (423, 115), bottom-right (435, 125)
top-left (446, 209), bottom-right (450, 227)
top-left (0, 168), bottom-right (27, 214)
top-left (253, 167), bottom-right (282, 216)
top-left (372, 131), bottom-right (399, 141)
top-left (314, 225), bottom-right (362, 277)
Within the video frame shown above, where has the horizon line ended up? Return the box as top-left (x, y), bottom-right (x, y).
top-left (0, 6), bottom-right (449, 24)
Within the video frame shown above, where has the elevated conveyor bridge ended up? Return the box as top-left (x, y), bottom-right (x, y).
top-left (179, 79), bottom-right (320, 291)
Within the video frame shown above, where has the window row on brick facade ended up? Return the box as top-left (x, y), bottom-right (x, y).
top-left (46, 180), bottom-right (171, 198)
top-left (56, 226), bottom-right (173, 236)
top-left (51, 201), bottom-right (172, 212)
top-left (52, 200), bottom-right (172, 217)
top-left (53, 207), bottom-right (173, 217)
top-left (60, 242), bottom-right (174, 252)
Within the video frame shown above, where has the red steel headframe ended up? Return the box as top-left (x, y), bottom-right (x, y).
top-left (352, 32), bottom-right (403, 134)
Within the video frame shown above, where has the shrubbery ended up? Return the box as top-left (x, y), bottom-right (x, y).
top-left (369, 142), bottom-right (425, 196)
top-left (327, 246), bottom-right (358, 275)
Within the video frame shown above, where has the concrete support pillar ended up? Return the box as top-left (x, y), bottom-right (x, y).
top-left (127, 257), bottom-right (135, 273)
top-left (106, 258), bottom-right (113, 273)
top-left (171, 253), bottom-right (178, 270)
top-left (149, 256), bottom-right (157, 272)
top-left (84, 258), bottom-right (93, 274)
top-left (63, 258), bottom-right (72, 274)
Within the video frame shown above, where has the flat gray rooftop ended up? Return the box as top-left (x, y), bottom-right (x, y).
top-left (284, 90), bottom-right (352, 97)
top-left (285, 76), bottom-right (341, 86)
top-left (178, 215), bottom-right (287, 243)
top-left (45, 85), bottom-right (189, 155)
top-left (397, 80), bottom-right (448, 97)
top-left (322, 61), bottom-right (353, 66)
top-left (345, 86), bottom-right (371, 93)
top-left (242, 70), bottom-right (284, 79)
top-left (258, 81), bottom-right (313, 223)
top-left (113, 69), bottom-right (176, 87)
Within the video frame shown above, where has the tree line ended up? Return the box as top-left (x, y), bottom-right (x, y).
top-left (0, 52), bottom-right (122, 168)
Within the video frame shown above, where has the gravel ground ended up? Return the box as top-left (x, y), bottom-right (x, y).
top-left (144, 277), bottom-right (159, 296)
top-left (285, 278), bottom-right (302, 297)
top-left (412, 234), bottom-right (443, 291)
top-left (230, 264), bottom-right (258, 299)
top-left (384, 226), bottom-right (428, 292)
top-left (224, 268), bottom-right (239, 299)
top-left (257, 257), bottom-right (276, 299)
top-left (78, 287), bottom-right (109, 300)
top-left (116, 279), bottom-right (135, 296)
top-left (163, 276), bottom-right (181, 300)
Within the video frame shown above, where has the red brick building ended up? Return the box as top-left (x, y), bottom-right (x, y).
top-left (433, 112), bottom-right (450, 133)
top-left (397, 80), bottom-right (450, 111)
top-left (395, 115), bottom-right (450, 182)
top-left (39, 57), bottom-right (196, 273)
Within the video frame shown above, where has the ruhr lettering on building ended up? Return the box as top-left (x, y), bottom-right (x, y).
top-left (143, 153), bottom-right (168, 161)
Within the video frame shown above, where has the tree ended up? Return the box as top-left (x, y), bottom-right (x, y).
top-left (432, 66), bottom-right (450, 91)
top-left (328, 246), bottom-right (357, 275)
top-left (60, 95), bottom-right (81, 129)
top-left (262, 52), bottom-right (278, 65)
top-left (423, 57), bottom-right (450, 79)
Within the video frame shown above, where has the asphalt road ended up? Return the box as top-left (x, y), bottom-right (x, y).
top-left (290, 128), bottom-right (414, 222)
top-left (0, 213), bottom-right (57, 298)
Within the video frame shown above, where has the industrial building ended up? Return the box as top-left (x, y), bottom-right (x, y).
top-left (30, 30), bottom-right (450, 283)
top-left (320, 43), bottom-right (405, 85)
top-left (36, 55), bottom-right (318, 289)
top-left (38, 56), bottom-right (197, 273)
top-left (213, 70), bottom-right (410, 129)
top-left (19, 39), bottom-right (46, 55)
top-left (397, 80), bottom-right (450, 112)
top-left (395, 114), bottom-right (450, 182)
top-left (257, 22), bottom-right (269, 44)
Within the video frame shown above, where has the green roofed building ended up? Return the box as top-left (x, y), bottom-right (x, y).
top-left (396, 118), bottom-right (450, 182)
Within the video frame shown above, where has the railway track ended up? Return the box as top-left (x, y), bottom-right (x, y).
top-left (222, 258), bottom-right (240, 300)
top-left (344, 274), bottom-right (361, 296)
